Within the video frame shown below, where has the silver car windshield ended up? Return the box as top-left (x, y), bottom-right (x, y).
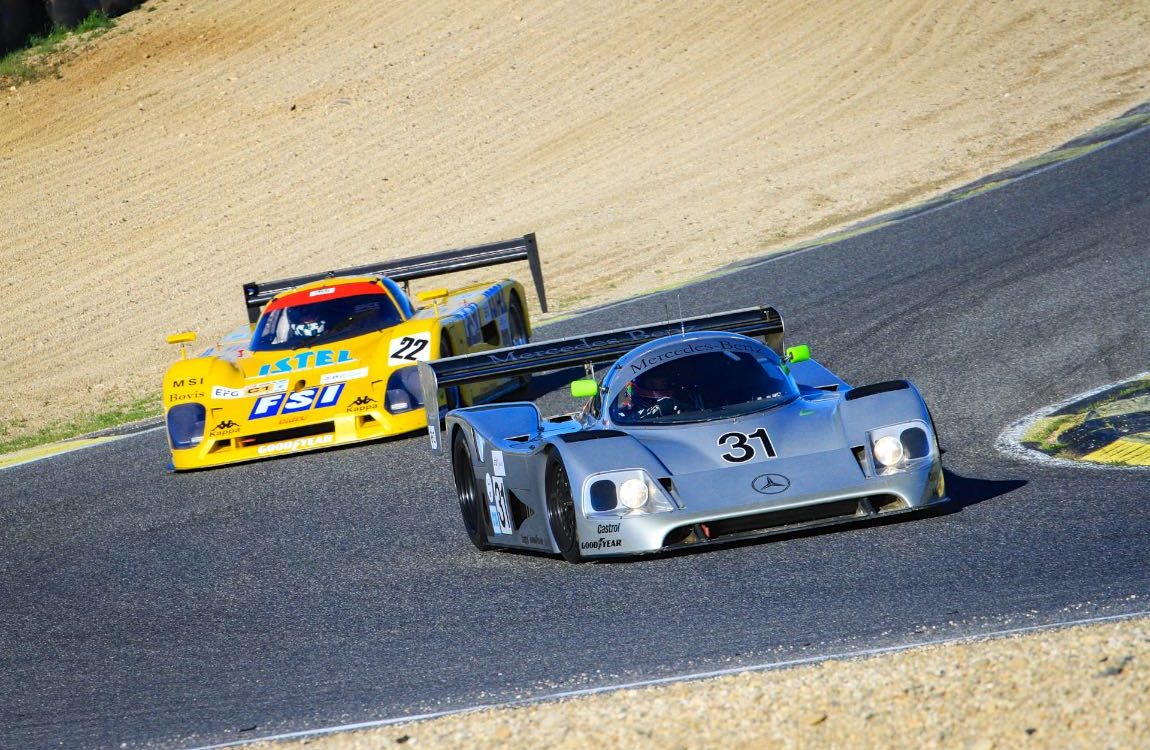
top-left (609, 350), bottom-right (799, 426)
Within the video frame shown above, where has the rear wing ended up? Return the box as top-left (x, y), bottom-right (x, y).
top-left (418, 305), bottom-right (784, 452)
top-left (241, 233), bottom-right (547, 324)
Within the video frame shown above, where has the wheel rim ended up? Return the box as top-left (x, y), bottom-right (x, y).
top-left (547, 459), bottom-right (577, 552)
top-left (453, 435), bottom-right (479, 538)
top-left (509, 299), bottom-right (528, 346)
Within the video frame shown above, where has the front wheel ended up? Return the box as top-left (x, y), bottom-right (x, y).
top-left (545, 451), bottom-right (582, 563)
top-left (452, 431), bottom-right (490, 551)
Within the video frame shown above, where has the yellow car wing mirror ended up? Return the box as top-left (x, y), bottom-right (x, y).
top-left (166, 331), bottom-right (197, 359)
top-left (416, 288), bottom-right (450, 306)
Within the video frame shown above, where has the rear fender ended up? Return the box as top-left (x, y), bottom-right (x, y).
top-left (447, 402), bottom-right (543, 452)
top-left (446, 403), bottom-right (552, 549)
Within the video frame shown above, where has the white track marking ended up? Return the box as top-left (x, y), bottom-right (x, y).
top-left (0, 425), bottom-right (163, 471)
top-left (995, 371), bottom-right (1150, 469)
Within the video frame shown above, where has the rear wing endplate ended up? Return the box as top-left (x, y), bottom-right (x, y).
top-left (242, 233), bottom-right (547, 324)
top-left (418, 305), bottom-right (784, 452)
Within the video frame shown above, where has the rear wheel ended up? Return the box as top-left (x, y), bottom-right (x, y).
top-left (545, 451), bottom-right (582, 563)
top-left (507, 293), bottom-right (529, 347)
top-left (507, 293), bottom-right (531, 395)
top-left (452, 430), bottom-right (490, 551)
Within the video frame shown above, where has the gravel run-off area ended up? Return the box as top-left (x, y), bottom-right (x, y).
top-left (244, 617), bottom-right (1149, 750)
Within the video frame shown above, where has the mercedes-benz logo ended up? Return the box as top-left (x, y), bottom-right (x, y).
top-left (752, 473), bottom-right (791, 495)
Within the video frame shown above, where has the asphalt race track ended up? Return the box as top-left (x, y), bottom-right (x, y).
top-left (3, 124), bottom-right (1149, 750)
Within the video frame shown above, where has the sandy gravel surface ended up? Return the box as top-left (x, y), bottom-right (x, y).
top-left (2, 0), bottom-right (1149, 437)
top-left (244, 617), bottom-right (1149, 750)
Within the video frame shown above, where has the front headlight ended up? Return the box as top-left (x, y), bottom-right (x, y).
top-left (167, 403), bottom-right (206, 449)
top-left (867, 420), bottom-right (934, 476)
top-left (872, 435), bottom-right (904, 467)
top-left (618, 478), bottom-right (649, 509)
top-left (385, 366), bottom-right (425, 414)
top-left (583, 470), bottom-right (676, 518)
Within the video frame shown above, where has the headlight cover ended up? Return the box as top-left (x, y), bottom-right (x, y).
top-left (867, 420), bottom-right (934, 476)
top-left (582, 470), bottom-right (676, 518)
top-left (167, 403), bottom-right (206, 449)
top-left (385, 366), bottom-right (425, 414)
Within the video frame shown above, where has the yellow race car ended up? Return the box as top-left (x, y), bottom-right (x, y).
top-left (162, 234), bottom-right (547, 470)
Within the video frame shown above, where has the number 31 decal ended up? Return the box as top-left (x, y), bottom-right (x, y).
top-left (388, 333), bottom-right (432, 364)
top-left (718, 428), bottom-right (776, 463)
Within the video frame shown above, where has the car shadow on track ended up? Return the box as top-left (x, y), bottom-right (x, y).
top-left (938, 469), bottom-right (1027, 512)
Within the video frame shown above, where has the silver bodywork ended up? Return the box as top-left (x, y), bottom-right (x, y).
top-left (426, 319), bottom-right (947, 560)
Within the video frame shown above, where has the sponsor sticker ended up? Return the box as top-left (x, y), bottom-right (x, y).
top-left (459, 303), bottom-right (482, 345)
top-left (627, 338), bottom-right (767, 375)
top-left (346, 395), bottom-right (378, 414)
top-left (246, 379), bottom-right (289, 397)
top-left (491, 449), bottom-right (505, 477)
top-left (485, 473), bottom-right (513, 535)
top-left (256, 434), bottom-right (335, 455)
top-left (308, 287), bottom-right (336, 297)
top-left (258, 349), bottom-right (354, 376)
top-left (320, 367), bottom-right (369, 385)
top-left (581, 537), bottom-right (624, 551)
top-left (249, 384), bottom-right (344, 419)
top-left (208, 419), bottom-right (241, 437)
top-left (213, 380), bottom-right (291, 399)
top-left (483, 287), bottom-right (508, 323)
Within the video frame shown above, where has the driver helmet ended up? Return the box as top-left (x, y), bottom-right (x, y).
top-left (289, 307), bottom-right (326, 339)
top-left (632, 369), bottom-right (676, 400)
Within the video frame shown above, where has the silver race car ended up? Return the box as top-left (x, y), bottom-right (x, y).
top-left (418, 306), bottom-right (947, 562)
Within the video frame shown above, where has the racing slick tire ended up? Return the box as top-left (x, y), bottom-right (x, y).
top-left (545, 451), bottom-right (583, 563)
top-left (507, 293), bottom-right (532, 396)
top-left (452, 430), bottom-right (491, 551)
top-left (508, 293), bottom-right (529, 347)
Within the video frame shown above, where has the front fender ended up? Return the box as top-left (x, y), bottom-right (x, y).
top-left (838, 380), bottom-right (934, 444)
top-left (544, 431), bottom-right (668, 489)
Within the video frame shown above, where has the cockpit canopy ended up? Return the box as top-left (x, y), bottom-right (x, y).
top-left (252, 281), bottom-right (403, 351)
top-left (608, 343), bottom-right (798, 425)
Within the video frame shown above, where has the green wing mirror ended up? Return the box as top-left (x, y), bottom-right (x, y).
top-left (570, 379), bottom-right (598, 398)
top-left (785, 344), bottom-right (810, 364)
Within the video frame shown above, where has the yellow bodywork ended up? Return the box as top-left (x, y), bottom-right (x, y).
top-left (162, 277), bottom-right (530, 470)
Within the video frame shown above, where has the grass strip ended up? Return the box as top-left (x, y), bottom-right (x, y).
top-left (0, 10), bottom-right (115, 86)
top-left (0, 394), bottom-right (159, 455)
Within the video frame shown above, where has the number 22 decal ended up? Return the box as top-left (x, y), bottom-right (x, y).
top-left (389, 334), bottom-right (431, 364)
top-left (718, 428), bottom-right (776, 463)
